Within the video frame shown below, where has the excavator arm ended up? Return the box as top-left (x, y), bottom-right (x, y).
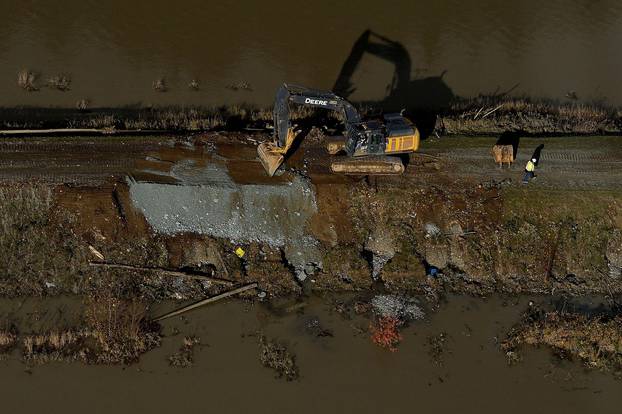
top-left (273, 83), bottom-right (361, 147)
top-left (258, 83), bottom-right (362, 176)
top-left (333, 30), bottom-right (411, 99)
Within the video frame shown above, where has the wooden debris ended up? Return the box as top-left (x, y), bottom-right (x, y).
top-left (88, 246), bottom-right (105, 261)
top-left (88, 262), bottom-right (234, 285)
top-left (153, 283), bottom-right (258, 322)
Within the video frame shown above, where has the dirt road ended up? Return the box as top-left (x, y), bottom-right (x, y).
top-left (0, 134), bottom-right (620, 190)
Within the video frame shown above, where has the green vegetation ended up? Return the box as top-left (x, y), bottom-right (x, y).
top-left (502, 187), bottom-right (622, 222)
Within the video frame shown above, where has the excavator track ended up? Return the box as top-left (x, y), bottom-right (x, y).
top-left (330, 156), bottom-right (405, 175)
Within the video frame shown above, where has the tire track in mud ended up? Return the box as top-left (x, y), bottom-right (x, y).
top-left (439, 150), bottom-right (622, 163)
top-left (0, 137), bottom-right (171, 184)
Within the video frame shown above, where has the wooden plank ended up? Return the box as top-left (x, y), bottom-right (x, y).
top-left (152, 283), bottom-right (258, 322)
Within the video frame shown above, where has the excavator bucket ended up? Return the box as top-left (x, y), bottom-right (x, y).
top-left (257, 142), bottom-right (285, 176)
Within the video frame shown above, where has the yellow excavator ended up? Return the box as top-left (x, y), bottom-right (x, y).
top-left (257, 83), bottom-right (420, 176)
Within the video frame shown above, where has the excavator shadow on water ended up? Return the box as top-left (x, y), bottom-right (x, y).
top-left (332, 29), bottom-right (454, 139)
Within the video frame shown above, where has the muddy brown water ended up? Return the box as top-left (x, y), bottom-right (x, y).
top-left (1, 295), bottom-right (620, 414)
top-left (1, 1), bottom-right (621, 107)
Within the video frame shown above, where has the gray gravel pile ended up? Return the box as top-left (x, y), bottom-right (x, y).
top-left (371, 294), bottom-right (425, 321)
top-left (129, 160), bottom-right (323, 275)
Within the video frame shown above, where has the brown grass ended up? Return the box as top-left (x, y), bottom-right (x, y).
top-left (0, 329), bottom-right (17, 353)
top-left (83, 294), bottom-right (160, 364)
top-left (0, 92), bottom-right (619, 134)
top-left (46, 74), bottom-right (71, 91)
top-left (259, 335), bottom-right (299, 381)
top-left (0, 185), bottom-right (88, 296)
top-left (17, 69), bottom-right (38, 91)
top-left (153, 78), bottom-right (167, 92)
top-left (503, 310), bottom-right (622, 372)
top-left (168, 336), bottom-right (200, 367)
top-left (76, 99), bottom-right (90, 111)
top-left (21, 296), bottom-right (160, 365)
top-left (442, 95), bottom-right (621, 135)
top-left (188, 79), bottom-right (200, 91)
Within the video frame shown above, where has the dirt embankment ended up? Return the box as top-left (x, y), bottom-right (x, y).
top-left (2, 158), bottom-right (620, 302)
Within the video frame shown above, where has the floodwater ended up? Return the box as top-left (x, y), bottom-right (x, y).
top-left (1, 1), bottom-right (621, 108)
top-left (1, 295), bottom-right (620, 414)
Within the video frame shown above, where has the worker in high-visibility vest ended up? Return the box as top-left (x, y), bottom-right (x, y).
top-left (522, 158), bottom-right (537, 184)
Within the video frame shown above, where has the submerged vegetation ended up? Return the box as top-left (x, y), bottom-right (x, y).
top-left (46, 74), bottom-right (71, 91)
top-left (168, 336), bottom-right (200, 367)
top-left (17, 69), bottom-right (38, 92)
top-left (503, 308), bottom-right (622, 374)
top-left (259, 335), bottom-right (299, 381)
top-left (20, 296), bottom-right (159, 365)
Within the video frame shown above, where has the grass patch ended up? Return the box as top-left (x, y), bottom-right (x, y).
top-left (21, 296), bottom-right (160, 365)
top-left (503, 309), bottom-right (622, 373)
top-left (502, 187), bottom-right (622, 222)
top-left (503, 187), bottom-right (621, 220)
top-left (0, 185), bottom-right (88, 296)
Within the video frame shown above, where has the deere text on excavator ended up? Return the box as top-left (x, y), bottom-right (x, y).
top-left (257, 83), bottom-right (420, 176)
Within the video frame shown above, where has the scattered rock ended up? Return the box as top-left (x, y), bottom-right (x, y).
top-left (304, 317), bottom-right (333, 338)
top-left (606, 230), bottom-right (622, 279)
top-left (427, 332), bottom-right (450, 366)
top-left (424, 223), bottom-right (442, 238)
top-left (365, 229), bottom-right (396, 280)
top-left (371, 294), bottom-right (425, 322)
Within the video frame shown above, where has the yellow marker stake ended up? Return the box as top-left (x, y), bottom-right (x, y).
top-left (235, 247), bottom-right (245, 258)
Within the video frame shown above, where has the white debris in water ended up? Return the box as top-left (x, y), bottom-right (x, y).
top-left (371, 295), bottom-right (425, 321)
